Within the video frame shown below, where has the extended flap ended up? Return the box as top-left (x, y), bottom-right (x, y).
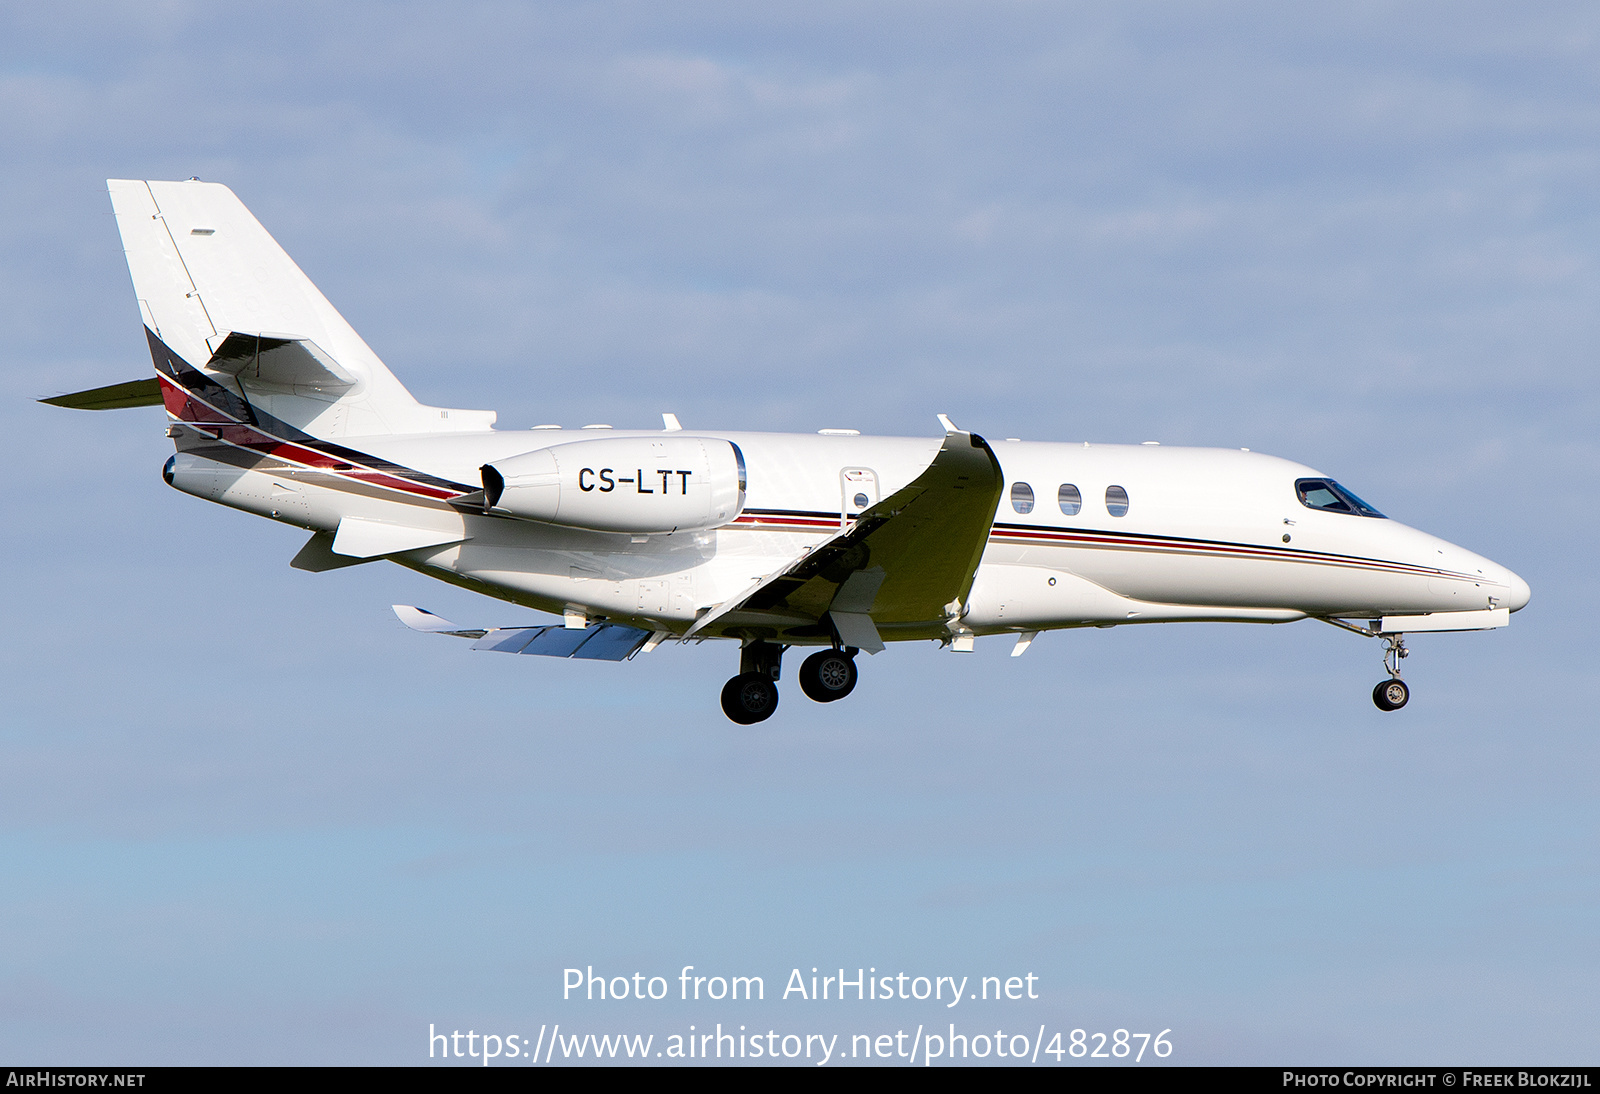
top-left (470, 623), bottom-right (650, 661)
top-left (393, 607), bottom-right (649, 661)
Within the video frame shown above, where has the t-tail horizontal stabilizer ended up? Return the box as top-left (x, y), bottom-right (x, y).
top-left (392, 605), bottom-right (651, 661)
top-left (39, 377), bottom-right (163, 410)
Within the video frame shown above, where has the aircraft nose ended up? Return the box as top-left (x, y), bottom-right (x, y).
top-left (1499, 567), bottom-right (1531, 612)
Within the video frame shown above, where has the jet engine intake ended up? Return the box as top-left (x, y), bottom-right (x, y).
top-left (482, 436), bottom-right (745, 534)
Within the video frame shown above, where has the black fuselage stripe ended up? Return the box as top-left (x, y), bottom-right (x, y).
top-left (732, 509), bottom-right (1472, 581)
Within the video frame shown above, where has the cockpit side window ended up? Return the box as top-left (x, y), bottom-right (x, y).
top-left (1295, 478), bottom-right (1385, 518)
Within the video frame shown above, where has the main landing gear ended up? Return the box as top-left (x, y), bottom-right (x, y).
top-left (720, 672), bottom-right (779, 725)
top-left (719, 642), bottom-right (861, 723)
top-left (1372, 634), bottom-right (1410, 712)
top-left (721, 641), bottom-right (783, 725)
top-left (799, 648), bottom-right (858, 703)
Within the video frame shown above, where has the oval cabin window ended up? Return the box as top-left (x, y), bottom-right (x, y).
top-left (1105, 485), bottom-right (1130, 517)
top-left (1058, 483), bottom-right (1082, 515)
top-left (1010, 481), bottom-right (1035, 514)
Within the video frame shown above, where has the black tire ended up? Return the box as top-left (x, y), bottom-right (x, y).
top-left (799, 650), bottom-right (858, 703)
top-left (721, 672), bottom-right (780, 724)
top-left (1372, 678), bottom-right (1409, 711)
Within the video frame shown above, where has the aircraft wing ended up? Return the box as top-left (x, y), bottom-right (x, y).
top-left (688, 421), bottom-right (1004, 649)
top-left (393, 605), bottom-right (652, 661)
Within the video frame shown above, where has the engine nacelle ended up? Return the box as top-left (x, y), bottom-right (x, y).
top-left (482, 436), bottom-right (746, 534)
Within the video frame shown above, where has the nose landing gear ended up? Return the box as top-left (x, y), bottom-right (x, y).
top-left (1318, 618), bottom-right (1415, 711)
top-left (1372, 634), bottom-right (1410, 711)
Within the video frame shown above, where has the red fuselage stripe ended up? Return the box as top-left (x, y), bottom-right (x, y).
top-left (155, 378), bottom-right (1476, 582)
top-left (728, 511), bottom-right (1466, 581)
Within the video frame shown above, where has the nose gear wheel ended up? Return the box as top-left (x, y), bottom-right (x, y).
top-left (1373, 678), bottom-right (1409, 710)
top-left (1372, 633), bottom-right (1410, 712)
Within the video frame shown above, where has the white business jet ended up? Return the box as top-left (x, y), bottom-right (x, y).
top-left (46, 180), bottom-right (1530, 723)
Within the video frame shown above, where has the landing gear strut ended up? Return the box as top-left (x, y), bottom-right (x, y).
top-left (1319, 618), bottom-right (1415, 711)
top-left (721, 641), bottom-right (784, 724)
top-left (799, 648), bottom-right (858, 703)
top-left (1373, 634), bottom-right (1410, 712)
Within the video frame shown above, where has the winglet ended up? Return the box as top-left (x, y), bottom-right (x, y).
top-left (936, 413), bottom-right (959, 434)
top-left (392, 605), bottom-right (487, 638)
top-left (393, 605), bottom-right (460, 632)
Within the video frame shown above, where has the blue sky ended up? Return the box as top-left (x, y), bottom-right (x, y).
top-left (1, 1), bottom-right (1596, 1064)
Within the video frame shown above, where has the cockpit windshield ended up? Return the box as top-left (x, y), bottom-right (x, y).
top-left (1295, 478), bottom-right (1385, 518)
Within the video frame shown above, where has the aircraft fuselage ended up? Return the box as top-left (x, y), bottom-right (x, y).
top-left (165, 423), bottom-right (1530, 642)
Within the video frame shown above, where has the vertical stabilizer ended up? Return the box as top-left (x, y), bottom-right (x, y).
top-left (107, 179), bottom-right (495, 438)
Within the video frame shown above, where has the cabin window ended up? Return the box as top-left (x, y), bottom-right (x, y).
top-left (1105, 485), bottom-right (1130, 517)
top-left (1010, 481), bottom-right (1035, 514)
top-left (1295, 478), bottom-right (1385, 518)
top-left (1058, 483), bottom-right (1082, 516)
top-left (853, 492), bottom-right (869, 509)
